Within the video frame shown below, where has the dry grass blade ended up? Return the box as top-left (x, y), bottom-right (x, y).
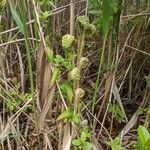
top-left (113, 82), bottom-right (128, 122)
top-left (32, 0), bottom-right (55, 132)
top-left (0, 0), bottom-right (150, 149)
top-left (39, 86), bottom-right (55, 129)
top-left (36, 38), bottom-right (55, 132)
top-left (37, 44), bottom-right (52, 108)
top-left (118, 111), bottom-right (139, 139)
top-left (62, 123), bottom-right (72, 150)
top-left (44, 133), bottom-right (53, 150)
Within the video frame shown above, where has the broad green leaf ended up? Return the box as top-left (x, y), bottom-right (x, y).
top-left (57, 109), bottom-right (71, 121)
top-left (41, 11), bottom-right (51, 20)
top-left (80, 128), bottom-right (91, 138)
top-left (54, 54), bottom-right (65, 66)
top-left (82, 142), bottom-right (93, 149)
top-left (60, 81), bottom-right (74, 102)
top-left (57, 109), bottom-right (80, 124)
top-left (54, 54), bottom-right (73, 70)
top-left (81, 131), bottom-right (87, 142)
top-left (72, 139), bottom-right (81, 146)
top-left (62, 60), bottom-right (72, 70)
top-left (138, 125), bottom-right (150, 145)
top-left (107, 137), bottom-right (123, 150)
top-left (71, 114), bottom-right (80, 124)
top-left (145, 139), bottom-right (150, 150)
top-left (136, 138), bottom-right (145, 150)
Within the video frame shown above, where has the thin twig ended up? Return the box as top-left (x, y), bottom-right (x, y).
top-left (0, 38), bottom-right (39, 47)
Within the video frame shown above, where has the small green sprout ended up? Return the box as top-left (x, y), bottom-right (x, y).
top-left (108, 102), bottom-right (126, 123)
top-left (57, 109), bottom-right (80, 124)
top-left (72, 129), bottom-right (92, 149)
top-left (107, 137), bottom-right (123, 150)
top-left (54, 55), bottom-right (72, 70)
top-left (6, 90), bottom-right (32, 111)
top-left (41, 11), bottom-right (51, 20)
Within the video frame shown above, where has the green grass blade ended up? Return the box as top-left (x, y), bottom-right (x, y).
top-left (101, 0), bottom-right (112, 39)
top-left (8, 0), bottom-right (34, 96)
top-left (8, 0), bottom-right (25, 35)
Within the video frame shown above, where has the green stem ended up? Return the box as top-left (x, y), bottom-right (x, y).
top-left (92, 38), bottom-right (107, 113)
top-left (24, 38), bottom-right (34, 95)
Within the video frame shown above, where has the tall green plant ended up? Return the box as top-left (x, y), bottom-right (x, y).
top-left (102, 0), bottom-right (112, 39)
top-left (8, 0), bottom-right (34, 96)
top-left (8, 0), bottom-right (41, 147)
top-left (92, 0), bottom-right (113, 112)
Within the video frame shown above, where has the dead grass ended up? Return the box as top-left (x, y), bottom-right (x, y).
top-left (0, 0), bottom-right (150, 149)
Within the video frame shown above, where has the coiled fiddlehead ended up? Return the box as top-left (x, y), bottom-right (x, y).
top-left (68, 67), bottom-right (80, 81)
top-left (62, 34), bottom-right (75, 49)
top-left (74, 88), bottom-right (85, 112)
top-left (75, 88), bottom-right (85, 100)
top-left (79, 57), bottom-right (90, 69)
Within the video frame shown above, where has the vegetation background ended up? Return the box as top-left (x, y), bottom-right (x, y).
top-left (0, 0), bottom-right (150, 149)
